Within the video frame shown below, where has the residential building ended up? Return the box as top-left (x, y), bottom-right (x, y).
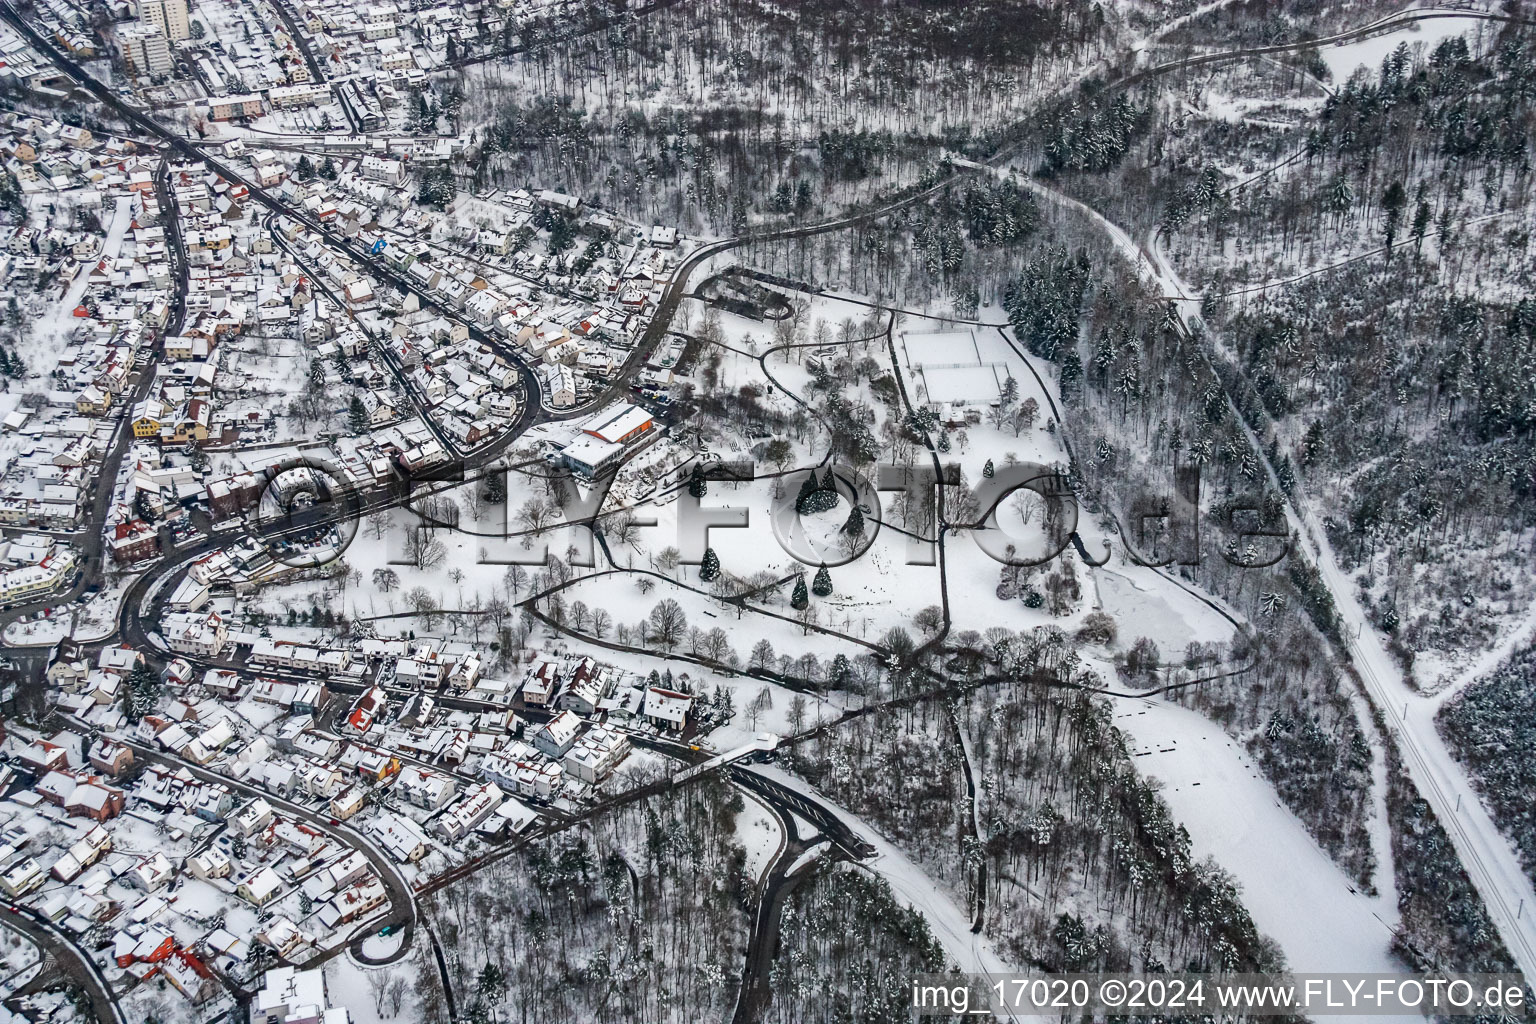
top-left (138, 0), bottom-right (190, 41)
top-left (434, 782), bottom-right (503, 842)
top-left (88, 738), bottom-right (134, 776)
top-left (644, 687), bottom-right (693, 732)
top-left (533, 710), bottom-right (582, 758)
top-left (370, 813), bottom-right (431, 863)
top-left (564, 724), bottom-right (630, 784)
top-left (393, 765), bottom-right (457, 810)
top-left (208, 94), bottom-right (266, 121)
top-left (237, 866), bottom-right (284, 906)
top-left (108, 519), bottom-right (159, 564)
top-left (162, 609), bottom-right (227, 657)
top-left (330, 786), bottom-right (366, 821)
top-left (119, 24), bottom-right (172, 78)
top-left (252, 966), bottom-right (336, 1024)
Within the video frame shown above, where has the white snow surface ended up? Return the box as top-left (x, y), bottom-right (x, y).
top-left (735, 790), bottom-right (786, 886)
top-left (1113, 696), bottom-right (1409, 988)
top-left (1319, 16), bottom-right (1493, 83)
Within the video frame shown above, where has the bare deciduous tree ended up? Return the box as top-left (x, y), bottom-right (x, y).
top-left (647, 598), bottom-right (687, 650)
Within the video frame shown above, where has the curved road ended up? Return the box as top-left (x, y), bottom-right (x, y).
top-left (111, 733), bottom-right (418, 962)
top-left (11, 0), bottom-right (1531, 1002)
top-left (0, 155), bottom-right (189, 646)
top-left (0, 903), bottom-right (127, 1024)
top-left (1107, 6), bottom-right (1536, 91)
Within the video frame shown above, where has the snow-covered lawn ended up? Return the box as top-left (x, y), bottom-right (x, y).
top-left (359, 931), bottom-right (404, 961)
top-left (326, 954), bottom-right (418, 1024)
top-left (1113, 696), bottom-right (1407, 977)
top-left (735, 790), bottom-right (784, 886)
top-left (1090, 559), bottom-right (1240, 652)
top-left (1319, 16), bottom-right (1495, 83)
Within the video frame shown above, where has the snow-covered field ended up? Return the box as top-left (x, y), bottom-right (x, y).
top-left (735, 790), bottom-right (785, 885)
top-left (1319, 16), bottom-right (1495, 82)
top-left (1113, 697), bottom-right (1406, 977)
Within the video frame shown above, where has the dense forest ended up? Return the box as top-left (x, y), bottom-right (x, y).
top-left (1439, 642), bottom-right (1536, 888)
top-left (450, 0), bottom-right (1125, 229)
top-left (783, 667), bottom-right (1283, 974)
top-left (416, 776), bottom-right (753, 1023)
top-left (761, 864), bottom-right (946, 1024)
top-left (992, 13), bottom-right (1536, 977)
top-left (1036, 18), bottom-right (1536, 690)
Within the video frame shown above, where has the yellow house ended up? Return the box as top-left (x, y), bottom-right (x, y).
top-left (130, 398), bottom-right (166, 438)
top-left (235, 866), bottom-right (282, 907)
top-left (163, 335), bottom-right (207, 361)
top-left (75, 387), bottom-right (111, 415)
top-left (166, 399), bottom-right (211, 443)
top-left (329, 786), bottom-right (366, 820)
top-left (185, 226), bottom-right (232, 252)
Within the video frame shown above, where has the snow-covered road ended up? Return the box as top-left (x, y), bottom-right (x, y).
top-left (980, 158), bottom-right (1536, 983)
top-left (1329, 550), bottom-right (1536, 984)
top-left (742, 764), bottom-right (1040, 1021)
top-left (1148, 192), bottom-right (1536, 986)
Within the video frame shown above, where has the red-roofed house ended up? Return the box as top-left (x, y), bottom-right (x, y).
top-left (115, 927), bottom-right (174, 967)
top-left (346, 686), bottom-right (387, 735)
top-left (108, 519), bottom-right (159, 564)
top-left (65, 777), bottom-right (126, 822)
top-left (18, 739), bottom-right (69, 775)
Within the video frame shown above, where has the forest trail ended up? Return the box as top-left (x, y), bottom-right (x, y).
top-left (1424, 604), bottom-right (1536, 710)
top-left (959, 150), bottom-right (1536, 984)
top-left (1144, 173), bottom-right (1536, 987)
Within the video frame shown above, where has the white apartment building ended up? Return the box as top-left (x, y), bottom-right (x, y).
top-left (564, 724), bottom-right (630, 784)
top-left (119, 24), bottom-right (172, 77)
top-left (138, 0), bottom-right (190, 42)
